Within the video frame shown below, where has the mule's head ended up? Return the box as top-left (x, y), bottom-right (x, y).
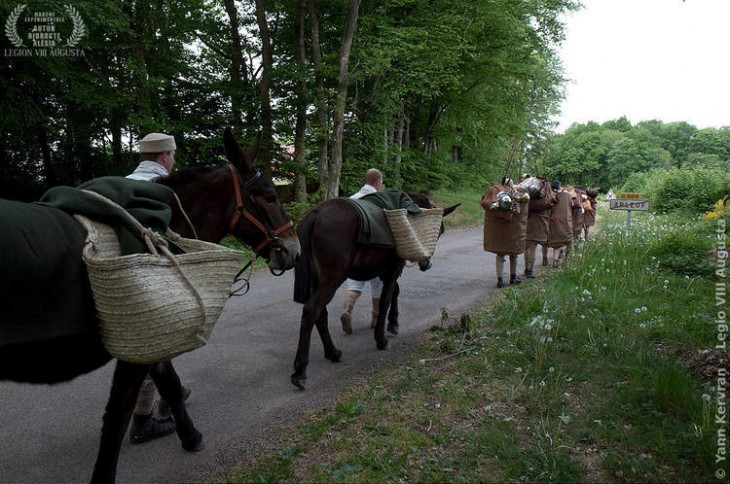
top-left (223, 128), bottom-right (301, 273)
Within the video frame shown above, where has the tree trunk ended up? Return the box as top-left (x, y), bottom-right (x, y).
top-left (308, 0), bottom-right (329, 196)
top-left (128, 1), bottom-right (153, 133)
top-left (254, 0), bottom-right (275, 182)
top-left (292, 0), bottom-right (308, 203)
top-left (393, 102), bottom-right (405, 189)
top-left (326, 0), bottom-right (361, 199)
top-left (224, 0), bottom-right (247, 126)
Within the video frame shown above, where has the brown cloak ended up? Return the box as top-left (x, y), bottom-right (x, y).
top-left (482, 184), bottom-right (529, 255)
top-left (547, 191), bottom-right (573, 248)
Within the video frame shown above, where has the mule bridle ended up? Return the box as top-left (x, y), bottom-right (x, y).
top-left (227, 164), bottom-right (293, 255)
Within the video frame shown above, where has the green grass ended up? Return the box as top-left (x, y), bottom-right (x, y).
top-left (222, 202), bottom-right (724, 483)
top-left (432, 186), bottom-right (485, 228)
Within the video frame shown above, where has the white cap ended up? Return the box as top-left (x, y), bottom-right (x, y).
top-left (139, 133), bottom-right (176, 153)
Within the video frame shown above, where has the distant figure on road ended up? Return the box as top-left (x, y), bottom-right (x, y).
top-left (481, 176), bottom-right (529, 288)
top-left (583, 189), bottom-right (599, 239)
top-left (546, 180), bottom-right (573, 268)
top-left (523, 177), bottom-right (556, 278)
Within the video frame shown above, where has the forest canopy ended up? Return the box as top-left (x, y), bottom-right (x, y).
top-left (535, 117), bottom-right (730, 214)
top-left (0, 0), bottom-right (579, 201)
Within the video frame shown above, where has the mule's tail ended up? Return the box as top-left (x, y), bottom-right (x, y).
top-left (293, 210), bottom-right (317, 304)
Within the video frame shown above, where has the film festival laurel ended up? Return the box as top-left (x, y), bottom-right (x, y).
top-left (4, 4), bottom-right (87, 58)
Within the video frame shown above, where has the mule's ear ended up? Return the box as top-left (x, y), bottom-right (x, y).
top-left (242, 132), bottom-right (261, 168)
top-left (224, 127), bottom-right (243, 165)
top-left (443, 203), bottom-right (460, 217)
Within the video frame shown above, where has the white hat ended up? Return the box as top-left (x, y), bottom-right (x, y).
top-left (139, 133), bottom-right (176, 153)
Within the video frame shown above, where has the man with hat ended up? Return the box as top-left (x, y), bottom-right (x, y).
top-left (128, 132), bottom-right (177, 181)
top-left (125, 132), bottom-right (190, 444)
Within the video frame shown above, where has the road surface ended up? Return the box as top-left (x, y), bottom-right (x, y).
top-left (0, 226), bottom-right (543, 483)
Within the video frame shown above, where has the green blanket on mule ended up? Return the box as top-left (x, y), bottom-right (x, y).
top-left (0, 177), bottom-right (174, 346)
top-left (345, 190), bottom-right (421, 248)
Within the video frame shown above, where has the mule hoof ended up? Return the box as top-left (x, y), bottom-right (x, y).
top-left (182, 434), bottom-right (205, 452)
top-left (291, 373), bottom-right (306, 390)
top-left (377, 340), bottom-right (389, 350)
top-left (387, 324), bottom-right (399, 335)
top-left (326, 348), bottom-right (343, 362)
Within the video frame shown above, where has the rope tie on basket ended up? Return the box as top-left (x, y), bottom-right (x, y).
top-left (170, 192), bottom-right (198, 239)
top-left (78, 189), bottom-right (209, 342)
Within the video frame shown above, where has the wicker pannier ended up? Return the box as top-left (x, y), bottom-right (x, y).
top-left (383, 207), bottom-right (444, 262)
top-left (74, 197), bottom-right (243, 364)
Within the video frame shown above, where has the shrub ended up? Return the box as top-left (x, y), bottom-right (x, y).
top-left (645, 167), bottom-right (728, 214)
top-left (648, 225), bottom-right (713, 278)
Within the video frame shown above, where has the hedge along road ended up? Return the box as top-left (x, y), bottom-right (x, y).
top-left (0, 226), bottom-right (543, 483)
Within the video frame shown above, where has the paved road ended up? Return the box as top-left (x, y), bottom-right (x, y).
top-left (0, 226), bottom-right (543, 483)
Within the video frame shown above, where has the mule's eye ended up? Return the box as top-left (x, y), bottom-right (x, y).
top-left (265, 195), bottom-right (277, 204)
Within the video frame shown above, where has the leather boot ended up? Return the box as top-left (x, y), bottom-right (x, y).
top-left (129, 413), bottom-right (175, 445)
top-left (339, 290), bottom-right (361, 334)
top-left (370, 297), bottom-right (380, 329)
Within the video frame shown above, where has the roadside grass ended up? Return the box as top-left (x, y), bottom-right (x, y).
top-left (432, 186), bottom-right (485, 228)
top-left (222, 205), bottom-right (722, 483)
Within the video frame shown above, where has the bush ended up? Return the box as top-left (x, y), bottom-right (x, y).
top-left (645, 167), bottom-right (728, 214)
top-left (648, 225), bottom-right (714, 278)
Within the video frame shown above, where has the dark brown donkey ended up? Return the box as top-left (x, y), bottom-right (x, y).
top-left (0, 128), bottom-right (300, 483)
top-left (291, 193), bottom-right (458, 389)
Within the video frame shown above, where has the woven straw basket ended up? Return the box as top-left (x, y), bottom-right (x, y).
top-left (383, 207), bottom-right (444, 262)
top-left (74, 195), bottom-right (243, 364)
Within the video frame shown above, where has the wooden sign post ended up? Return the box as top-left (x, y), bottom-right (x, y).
top-left (610, 193), bottom-right (650, 234)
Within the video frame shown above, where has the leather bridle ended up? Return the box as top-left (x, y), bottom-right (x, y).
top-left (227, 165), bottom-right (293, 256)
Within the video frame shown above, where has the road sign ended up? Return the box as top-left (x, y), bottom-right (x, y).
top-left (619, 192), bottom-right (641, 199)
top-left (609, 199), bottom-right (650, 211)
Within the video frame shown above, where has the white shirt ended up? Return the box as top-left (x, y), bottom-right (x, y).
top-left (126, 161), bottom-right (170, 181)
top-left (350, 184), bottom-right (378, 200)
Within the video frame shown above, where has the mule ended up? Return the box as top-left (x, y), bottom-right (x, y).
top-left (291, 192), bottom-right (458, 389)
top-left (0, 128), bottom-right (300, 483)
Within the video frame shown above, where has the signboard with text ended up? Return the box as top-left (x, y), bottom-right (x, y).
top-left (609, 199), bottom-right (650, 211)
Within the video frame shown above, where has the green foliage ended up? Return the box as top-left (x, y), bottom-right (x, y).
top-left (648, 224), bottom-right (714, 279)
top-left (1, 0), bottom-right (579, 200)
top-left (644, 167), bottom-right (729, 214)
top-left (542, 117), bottom-right (730, 197)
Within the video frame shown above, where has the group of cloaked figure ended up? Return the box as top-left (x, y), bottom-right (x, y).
top-left (481, 175), bottom-right (599, 288)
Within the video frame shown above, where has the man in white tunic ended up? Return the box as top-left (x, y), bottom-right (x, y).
top-left (125, 132), bottom-right (189, 444)
top-left (339, 168), bottom-right (384, 334)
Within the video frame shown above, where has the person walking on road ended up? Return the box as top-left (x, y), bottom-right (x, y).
top-left (339, 168), bottom-right (385, 333)
top-left (126, 132), bottom-right (191, 444)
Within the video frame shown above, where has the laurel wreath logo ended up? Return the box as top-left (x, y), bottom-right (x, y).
top-left (64, 4), bottom-right (86, 48)
top-left (4, 4), bottom-right (26, 48)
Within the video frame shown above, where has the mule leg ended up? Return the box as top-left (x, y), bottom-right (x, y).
top-left (374, 263), bottom-right (405, 350)
top-left (387, 281), bottom-right (400, 335)
top-left (292, 284), bottom-right (342, 390)
top-left (314, 307), bottom-right (342, 363)
top-left (91, 361), bottom-right (150, 484)
top-left (292, 303), bottom-right (317, 389)
top-left (149, 361), bottom-right (204, 452)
